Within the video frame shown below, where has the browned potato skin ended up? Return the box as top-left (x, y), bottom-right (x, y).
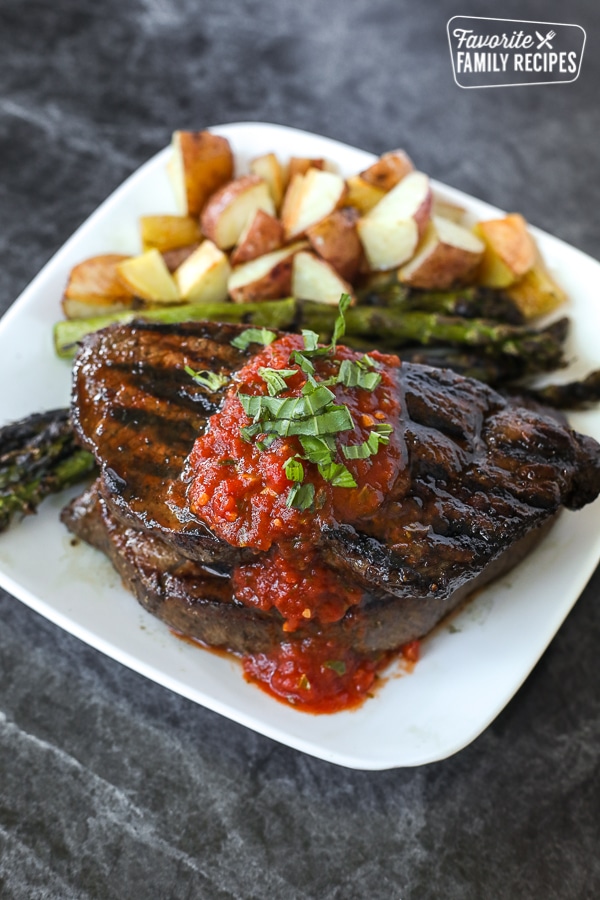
top-left (230, 210), bottom-right (284, 266)
top-left (229, 258), bottom-right (294, 303)
top-left (306, 207), bottom-right (363, 281)
top-left (62, 254), bottom-right (135, 317)
top-left (161, 243), bottom-right (201, 273)
top-left (141, 215), bottom-right (201, 252)
top-left (360, 150), bottom-right (414, 192)
top-left (288, 157), bottom-right (326, 180)
top-left (400, 246), bottom-right (481, 290)
top-left (175, 131), bottom-right (234, 217)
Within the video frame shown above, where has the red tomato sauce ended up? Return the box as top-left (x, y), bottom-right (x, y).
top-left (183, 333), bottom-right (413, 713)
top-left (232, 546), bottom-right (364, 632)
top-left (186, 334), bottom-right (404, 551)
top-left (242, 638), bottom-right (395, 715)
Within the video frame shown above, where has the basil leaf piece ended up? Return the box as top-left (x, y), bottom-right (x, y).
top-left (286, 482), bottom-right (315, 511)
top-left (184, 365), bottom-right (229, 392)
top-left (258, 367), bottom-right (297, 396)
top-left (342, 424), bottom-right (393, 459)
top-left (337, 358), bottom-right (382, 391)
top-left (230, 327), bottom-right (277, 351)
top-left (299, 434), bottom-right (336, 465)
top-left (317, 461), bottom-right (357, 488)
top-left (330, 292), bottom-right (352, 350)
top-left (283, 456), bottom-right (304, 483)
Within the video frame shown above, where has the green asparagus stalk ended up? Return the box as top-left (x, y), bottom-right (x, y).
top-left (298, 301), bottom-right (568, 367)
top-left (53, 297), bottom-right (297, 358)
top-left (0, 409), bottom-right (96, 532)
top-left (359, 280), bottom-right (526, 325)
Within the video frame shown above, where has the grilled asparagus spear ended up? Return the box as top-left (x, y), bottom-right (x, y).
top-left (0, 408), bottom-right (96, 532)
top-left (54, 297), bottom-right (297, 358)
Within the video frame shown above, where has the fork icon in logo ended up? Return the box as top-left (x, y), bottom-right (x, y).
top-left (536, 29), bottom-right (556, 49)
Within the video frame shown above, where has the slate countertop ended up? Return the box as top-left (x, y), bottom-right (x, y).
top-left (1, 1), bottom-right (599, 897)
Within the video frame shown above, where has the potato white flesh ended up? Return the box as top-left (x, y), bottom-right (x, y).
top-left (292, 251), bottom-right (353, 305)
top-left (117, 249), bottom-right (180, 303)
top-left (431, 197), bottom-right (466, 224)
top-left (228, 241), bottom-right (307, 303)
top-left (249, 153), bottom-right (286, 209)
top-left (230, 209), bottom-right (283, 266)
top-left (357, 172), bottom-right (432, 270)
top-left (344, 175), bottom-right (385, 214)
top-left (174, 240), bottom-right (231, 303)
top-left (140, 215), bottom-right (201, 252)
top-left (169, 131), bottom-right (234, 217)
top-left (360, 149), bottom-right (414, 192)
top-left (474, 213), bottom-right (536, 288)
top-left (399, 217), bottom-right (484, 289)
top-left (200, 175), bottom-right (275, 250)
top-left (281, 168), bottom-right (347, 240)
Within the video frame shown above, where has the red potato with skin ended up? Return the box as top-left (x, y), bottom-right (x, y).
top-left (287, 157), bottom-right (327, 180)
top-left (230, 209), bottom-right (284, 266)
top-left (281, 168), bottom-right (347, 241)
top-left (227, 242), bottom-right (308, 303)
top-left (360, 149), bottom-right (414, 192)
top-left (161, 243), bottom-right (201, 273)
top-left (200, 175), bottom-right (276, 250)
top-left (168, 131), bottom-right (234, 218)
top-left (398, 217), bottom-right (485, 289)
top-left (306, 207), bottom-right (363, 281)
top-left (357, 171), bottom-right (433, 271)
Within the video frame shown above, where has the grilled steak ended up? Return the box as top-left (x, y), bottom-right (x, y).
top-left (71, 319), bottom-right (256, 566)
top-left (61, 481), bottom-right (558, 653)
top-left (71, 320), bottom-right (600, 616)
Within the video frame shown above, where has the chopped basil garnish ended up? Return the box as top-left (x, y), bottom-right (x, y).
top-left (230, 327), bottom-right (277, 351)
top-left (343, 423), bottom-right (393, 460)
top-left (236, 294), bottom-right (394, 511)
top-left (337, 357), bottom-right (382, 391)
top-left (258, 367), bottom-right (297, 396)
top-left (184, 365), bottom-right (229, 392)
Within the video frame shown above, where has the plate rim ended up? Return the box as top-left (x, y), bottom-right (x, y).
top-left (1, 120), bottom-right (600, 770)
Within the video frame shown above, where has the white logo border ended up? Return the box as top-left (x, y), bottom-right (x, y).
top-left (447, 15), bottom-right (587, 89)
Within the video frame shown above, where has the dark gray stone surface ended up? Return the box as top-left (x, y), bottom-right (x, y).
top-left (1, 0), bottom-right (599, 897)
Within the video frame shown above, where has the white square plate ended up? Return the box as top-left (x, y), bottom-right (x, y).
top-left (1, 122), bottom-right (599, 769)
